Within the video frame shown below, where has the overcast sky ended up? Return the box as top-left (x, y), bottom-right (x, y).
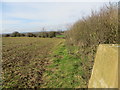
top-left (0, 0), bottom-right (118, 34)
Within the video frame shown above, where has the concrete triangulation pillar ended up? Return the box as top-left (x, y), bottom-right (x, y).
top-left (88, 44), bottom-right (119, 88)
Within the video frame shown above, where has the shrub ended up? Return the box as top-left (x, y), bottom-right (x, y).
top-left (26, 33), bottom-right (36, 37)
top-left (39, 32), bottom-right (48, 38)
top-left (11, 31), bottom-right (21, 37)
top-left (66, 3), bottom-right (118, 51)
top-left (20, 33), bottom-right (25, 37)
top-left (65, 3), bottom-right (118, 84)
top-left (48, 31), bottom-right (56, 38)
top-left (3, 34), bottom-right (10, 37)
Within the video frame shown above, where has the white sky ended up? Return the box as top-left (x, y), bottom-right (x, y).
top-left (0, 0), bottom-right (119, 34)
top-left (1, 0), bottom-right (119, 2)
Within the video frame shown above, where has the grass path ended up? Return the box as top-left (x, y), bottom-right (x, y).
top-left (42, 42), bottom-right (88, 88)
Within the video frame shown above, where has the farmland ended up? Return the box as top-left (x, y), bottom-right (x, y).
top-left (2, 37), bottom-right (64, 88)
top-left (2, 37), bottom-right (91, 88)
top-left (1, 2), bottom-right (118, 88)
top-left (2, 28), bottom-right (97, 88)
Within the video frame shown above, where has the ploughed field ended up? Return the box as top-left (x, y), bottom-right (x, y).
top-left (2, 37), bottom-right (63, 88)
top-left (2, 37), bottom-right (88, 88)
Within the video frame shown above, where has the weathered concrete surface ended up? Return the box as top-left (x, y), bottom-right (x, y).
top-left (88, 44), bottom-right (119, 88)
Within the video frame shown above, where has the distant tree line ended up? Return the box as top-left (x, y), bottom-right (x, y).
top-left (2, 31), bottom-right (64, 38)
